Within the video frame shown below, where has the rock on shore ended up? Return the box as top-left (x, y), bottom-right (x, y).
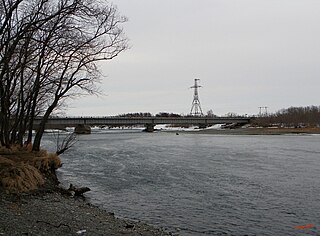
top-left (0, 191), bottom-right (169, 236)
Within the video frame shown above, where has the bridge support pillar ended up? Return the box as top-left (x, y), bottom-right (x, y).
top-left (199, 124), bottom-right (208, 129)
top-left (144, 124), bottom-right (155, 132)
top-left (74, 124), bottom-right (91, 134)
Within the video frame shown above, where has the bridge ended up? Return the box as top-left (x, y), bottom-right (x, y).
top-left (35, 116), bottom-right (251, 133)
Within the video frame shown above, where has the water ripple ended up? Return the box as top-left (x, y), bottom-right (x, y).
top-left (45, 132), bottom-right (320, 235)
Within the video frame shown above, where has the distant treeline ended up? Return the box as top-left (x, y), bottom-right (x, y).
top-left (117, 112), bottom-right (183, 117)
top-left (116, 112), bottom-right (218, 118)
top-left (117, 112), bottom-right (153, 117)
top-left (253, 106), bottom-right (320, 127)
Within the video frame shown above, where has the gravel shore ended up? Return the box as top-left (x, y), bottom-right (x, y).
top-left (0, 190), bottom-right (170, 236)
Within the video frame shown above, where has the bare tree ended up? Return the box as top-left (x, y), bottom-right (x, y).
top-left (0, 0), bottom-right (128, 150)
top-left (32, 0), bottom-right (128, 151)
top-left (253, 106), bottom-right (320, 127)
top-left (54, 131), bottom-right (77, 155)
top-left (206, 109), bottom-right (215, 117)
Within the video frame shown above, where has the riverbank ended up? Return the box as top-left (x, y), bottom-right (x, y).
top-left (0, 148), bottom-right (169, 236)
top-left (195, 127), bottom-right (320, 135)
top-left (0, 190), bottom-right (169, 236)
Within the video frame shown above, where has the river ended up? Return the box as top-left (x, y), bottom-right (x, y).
top-left (43, 130), bottom-right (320, 235)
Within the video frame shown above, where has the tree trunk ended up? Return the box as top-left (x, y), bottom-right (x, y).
top-left (32, 101), bottom-right (58, 151)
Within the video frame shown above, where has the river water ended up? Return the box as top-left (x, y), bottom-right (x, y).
top-left (43, 130), bottom-right (320, 235)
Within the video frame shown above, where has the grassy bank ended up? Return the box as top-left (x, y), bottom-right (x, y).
top-left (0, 146), bottom-right (61, 193)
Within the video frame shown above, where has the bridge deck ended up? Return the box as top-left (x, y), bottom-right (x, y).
top-left (35, 117), bottom-right (251, 126)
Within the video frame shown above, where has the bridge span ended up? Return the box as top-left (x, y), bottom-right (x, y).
top-left (35, 116), bottom-right (251, 133)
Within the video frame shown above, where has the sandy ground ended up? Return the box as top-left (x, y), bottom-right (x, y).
top-left (0, 190), bottom-right (170, 236)
top-left (194, 127), bottom-right (320, 135)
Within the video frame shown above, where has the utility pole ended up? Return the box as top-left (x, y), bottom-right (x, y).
top-left (190, 79), bottom-right (203, 116)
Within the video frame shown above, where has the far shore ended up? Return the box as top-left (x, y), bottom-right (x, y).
top-left (179, 127), bottom-right (320, 135)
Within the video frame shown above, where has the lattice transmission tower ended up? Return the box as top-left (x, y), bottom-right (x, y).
top-left (190, 79), bottom-right (203, 116)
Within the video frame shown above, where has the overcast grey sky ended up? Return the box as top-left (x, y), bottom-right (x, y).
top-left (67, 0), bottom-right (320, 116)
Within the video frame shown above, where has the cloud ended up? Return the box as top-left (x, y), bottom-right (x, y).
top-left (68, 0), bottom-right (320, 116)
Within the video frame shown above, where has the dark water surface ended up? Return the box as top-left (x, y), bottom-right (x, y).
top-left (43, 131), bottom-right (320, 235)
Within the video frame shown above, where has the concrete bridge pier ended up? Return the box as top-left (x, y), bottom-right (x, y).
top-left (198, 124), bottom-right (208, 129)
top-left (74, 124), bottom-right (91, 134)
top-left (144, 124), bottom-right (155, 132)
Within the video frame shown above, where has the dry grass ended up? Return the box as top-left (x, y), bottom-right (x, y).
top-left (0, 145), bottom-right (62, 193)
top-left (30, 153), bottom-right (62, 172)
top-left (0, 157), bottom-right (44, 193)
